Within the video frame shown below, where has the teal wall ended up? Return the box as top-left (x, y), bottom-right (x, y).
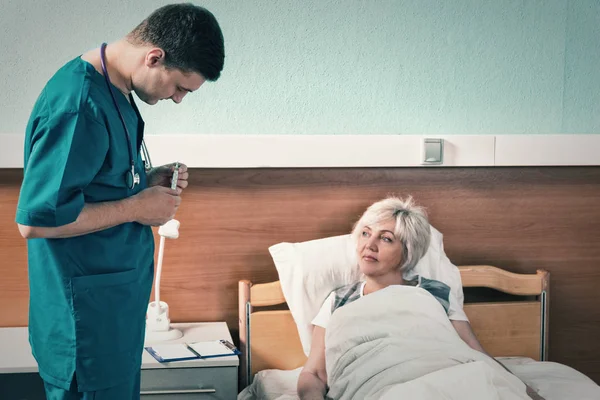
top-left (0, 0), bottom-right (598, 135)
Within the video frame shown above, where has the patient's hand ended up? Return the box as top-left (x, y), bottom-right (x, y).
top-left (526, 384), bottom-right (545, 400)
top-left (298, 326), bottom-right (327, 400)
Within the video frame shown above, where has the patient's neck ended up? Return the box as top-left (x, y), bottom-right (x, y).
top-left (364, 271), bottom-right (404, 295)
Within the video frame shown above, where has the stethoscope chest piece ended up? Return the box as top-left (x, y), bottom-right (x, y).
top-left (126, 165), bottom-right (141, 190)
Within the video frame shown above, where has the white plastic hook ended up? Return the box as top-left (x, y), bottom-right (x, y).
top-left (158, 219), bottom-right (180, 239)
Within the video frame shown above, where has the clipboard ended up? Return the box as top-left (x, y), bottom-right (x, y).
top-left (145, 340), bottom-right (240, 363)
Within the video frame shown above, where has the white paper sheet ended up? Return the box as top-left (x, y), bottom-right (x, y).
top-left (147, 344), bottom-right (197, 360)
top-left (189, 340), bottom-right (235, 357)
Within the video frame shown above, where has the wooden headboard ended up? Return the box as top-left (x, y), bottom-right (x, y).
top-left (1, 167), bottom-right (599, 383)
top-left (238, 265), bottom-right (550, 388)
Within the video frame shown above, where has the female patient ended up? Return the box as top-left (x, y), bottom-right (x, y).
top-left (297, 196), bottom-right (544, 400)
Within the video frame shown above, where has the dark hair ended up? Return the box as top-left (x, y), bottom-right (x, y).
top-left (128, 3), bottom-right (224, 81)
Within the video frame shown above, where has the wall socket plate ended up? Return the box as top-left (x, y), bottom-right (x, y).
top-left (421, 138), bottom-right (444, 165)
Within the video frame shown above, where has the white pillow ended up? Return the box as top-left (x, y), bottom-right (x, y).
top-left (268, 226), bottom-right (467, 356)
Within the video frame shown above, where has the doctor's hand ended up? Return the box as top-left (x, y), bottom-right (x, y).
top-left (129, 186), bottom-right (181, 226)
top-left (147, 162), bottom-right (189, 194)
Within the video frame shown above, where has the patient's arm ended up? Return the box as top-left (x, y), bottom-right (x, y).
top-left (452, 320), bottom-right (546, 400)
top-left (297, 326), bottom-right (328, 400)
top-left (451, 320), bottom-right (487, 353)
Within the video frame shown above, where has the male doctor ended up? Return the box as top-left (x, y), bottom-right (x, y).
top-left (15, 4), bottom-right (224, 399)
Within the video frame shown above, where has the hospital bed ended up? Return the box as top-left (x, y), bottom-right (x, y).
top-left (237, 265), bottom-right (600, 399)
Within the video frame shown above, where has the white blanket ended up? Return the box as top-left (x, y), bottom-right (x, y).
top-left (324, 285), bottom-right (530, 400)
top-left (239, 358), bottom-right (600, 400)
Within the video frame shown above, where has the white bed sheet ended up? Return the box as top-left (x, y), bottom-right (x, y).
top-left (238, 357), bottom-right (600, 400)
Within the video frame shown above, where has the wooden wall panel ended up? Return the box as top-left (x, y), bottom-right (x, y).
top-left (0, 170), bottom-right (28, 326)
top-left (1, 167), bottom-right (599, 383)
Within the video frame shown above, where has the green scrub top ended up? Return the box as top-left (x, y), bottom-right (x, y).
top-left (15, 56), bottom-right (155, 392)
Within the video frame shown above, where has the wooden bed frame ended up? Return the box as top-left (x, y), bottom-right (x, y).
top-left (238, 265), bottom-right (549, 389)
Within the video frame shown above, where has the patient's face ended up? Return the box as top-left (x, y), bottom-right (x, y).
top-left (356, 219), bottom-right (403, 277)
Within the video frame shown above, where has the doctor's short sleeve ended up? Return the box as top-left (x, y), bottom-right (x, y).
top-left (16, 110), bottom-right (109, 227)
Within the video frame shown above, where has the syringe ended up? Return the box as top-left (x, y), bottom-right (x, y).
top-left (171, 162), bottom-right (180, 191)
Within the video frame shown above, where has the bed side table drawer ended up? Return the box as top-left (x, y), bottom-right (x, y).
top-left (142, 322), bottom-right (239, 400)
top-left (141, 366), bottom-right (237, 400)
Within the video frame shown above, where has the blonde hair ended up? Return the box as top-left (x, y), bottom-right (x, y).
top-left (351, 196), bottom-right (431, 273)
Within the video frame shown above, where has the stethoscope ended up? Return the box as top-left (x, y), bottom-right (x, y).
top-left (100, 42), bottom-right (152, 189)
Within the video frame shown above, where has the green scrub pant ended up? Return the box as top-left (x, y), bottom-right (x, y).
top-left (43, 371), bottom-right (141, 400)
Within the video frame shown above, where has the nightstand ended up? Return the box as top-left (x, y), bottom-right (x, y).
top-left (142, 322), bottom-right (239, 400)
top-left (0, 322), bottom-right (238, 400)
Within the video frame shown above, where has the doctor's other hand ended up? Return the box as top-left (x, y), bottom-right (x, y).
top-left (129, 186), bottom-right (181, 226)
top-left (147, 162), bottom-right (189, 194)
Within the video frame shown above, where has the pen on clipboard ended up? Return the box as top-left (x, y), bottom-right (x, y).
top-left (185, 344), bottom-right (202, 358)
